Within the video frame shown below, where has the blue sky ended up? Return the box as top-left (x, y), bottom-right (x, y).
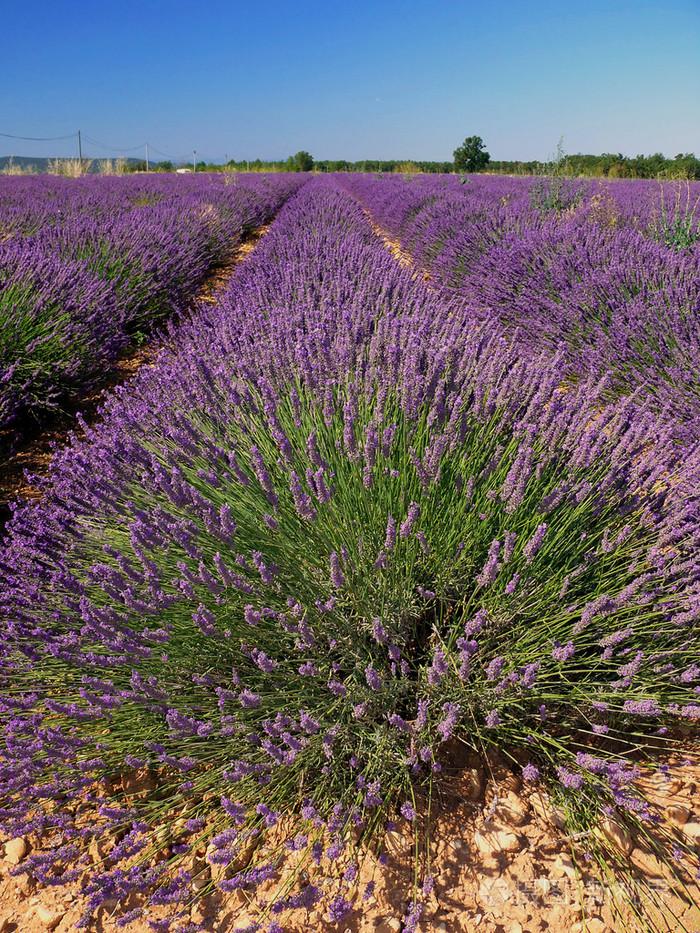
top-left (3, 0), bottom-right (699, 163)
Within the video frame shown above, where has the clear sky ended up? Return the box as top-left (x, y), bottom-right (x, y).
top-left (3, 0), bottom-right (699, 163)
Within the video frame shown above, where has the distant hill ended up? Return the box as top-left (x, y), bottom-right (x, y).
top-left (0, 155), bottom-right (145, 174)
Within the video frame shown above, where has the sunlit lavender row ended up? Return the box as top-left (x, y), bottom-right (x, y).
top-left (0, 177), bottom-right (698, 930)
top-left (0, 174), bottom-right (302, 431)
top-left (342, 174), bottom-right (700, 433)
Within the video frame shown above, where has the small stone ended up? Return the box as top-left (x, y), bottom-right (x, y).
top-left (530, 793), bottom-right (566, 829)
top-left (495, 791), bottom-right (530, 827)
top-left (534, 877), bottom-right (551, 897)
top-left (0, 918), bottom-right (13, 933)
top-left (647, 776), bottom-right (683, 796)
top-left (666, 804), bottom-right (690, 826)
top-left (600, 818), bottom-right (633, 856)
top-left (4, 837), bottom-right (28, 865)
top-left (474, 827), bottom-right (521, 856)
top-left (89, 837), bottom-right (110, 863)
top-left (552, 854), bottom-right (577, 879)
top-left (231, 914), bottom-right (256, 932)
top-left (630, 848), bottom-right (668, 878)
top-left (191, 863), bottom-right (211, 893)
top-left (384, 830), bottom-right (411, 854)
top-left (375, 920), bottom-right (401, 933)
top-left (585, 920), bottom-right (607, 933)
top-left (462, 767), bottom-right (484, 800)
top-left (121, 768), bottom-right (158, 800)
top-left (449, 838), bottom-right (467, 853)
top-left (501, 771), bottom-right (522, 793)
top-left (478, 877), bottom-right (513, 907)
top-left (683, 821), bottom-right (700, 841)
top-left (35, 905), bottom-right (63, 930)
top-left (16, 873), bottom-right (36, 894)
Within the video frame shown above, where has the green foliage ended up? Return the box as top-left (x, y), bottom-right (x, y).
top-left (529, 140), bottom-right (587, 213)
top-left (488, 151), bottom-right (700, 180)
top-left (649, 181), bottom-right (700, 250)
top-left (287, 150), bottom-right (315, 172)
top-left (453, 136), bottom-right (491, 173)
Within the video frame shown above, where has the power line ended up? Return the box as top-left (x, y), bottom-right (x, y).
top-left (82, 134), bottom-right (148, 154)
top-left (1, 130), bottom-right (198, 165)
top-left (0, 131), bottom-right (78, 142)
top-left (147, 144), bottom-right (180, 162)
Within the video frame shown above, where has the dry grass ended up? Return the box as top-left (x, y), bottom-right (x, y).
top-left (47, 158), bottom-right (93, 177)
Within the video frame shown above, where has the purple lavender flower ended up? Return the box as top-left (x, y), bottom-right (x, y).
top-left (476, 539), bottom-right (501, 588)
top-left (427, 647), bottom-right (449, 685)
top-left (436, 702), bottom-right (460, 741)
top-left (557, 766), bottom-right (584, 790)
top-left (522, 762), bottom-right (540, 782)
top-left (400, 503), bottom-right (421, 539)
top-left (400, 801), bottom-right (416, 821)
top-left (485, 655), bottom-right (506, 681)
top-left (384, 514), bottom-right (397, 551)
top-left (327, 896), bottom-right (352, 924)
top-left (239, 689), bottom-right (261, 709)
top-left (329, 551), bottom-right (345, 588)
top-left (485, 709), bottom-right (501, 728)
top-left (523, 523), bottom-right (548, 562)
top-left (552, 640), bottom-right (575, 662)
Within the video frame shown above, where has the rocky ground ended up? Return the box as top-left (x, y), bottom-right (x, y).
top-left (2, 752), bottom-right (698, 932)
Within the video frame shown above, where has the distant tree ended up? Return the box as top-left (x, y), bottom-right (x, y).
top-left (287, 150), bottom-right (314, 172)
top-left (453, 136), bottom-right (490, 173)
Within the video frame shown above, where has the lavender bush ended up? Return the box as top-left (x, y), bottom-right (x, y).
top-left (342, 174), bottom-right (700, 435)
top-left (1, 180), bottom-right (699, 930)
top-left (0, 174), bottom-right (301, 431)
top-left (0, 238), bottom-right (122, 425)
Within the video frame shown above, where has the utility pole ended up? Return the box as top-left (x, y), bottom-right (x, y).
top-left (193, 149), bottom-right (197, 173)
top-left (78, 129), bottom-right (83, 167)
top-left (145, 143), bottom-right (150, 173)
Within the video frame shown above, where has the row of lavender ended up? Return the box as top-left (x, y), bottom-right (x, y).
top-left (1, 178), bottom-right (698, 929)
top-left (0, 174), bottom-right (303, 432)
top-left (340, 174), bottom-right (700, 434)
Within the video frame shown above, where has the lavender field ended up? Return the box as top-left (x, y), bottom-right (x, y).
top-left (1, 173), bottom-right (699, 932)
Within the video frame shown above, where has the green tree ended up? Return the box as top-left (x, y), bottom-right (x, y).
top-left (453, 136), bottom-right (490, 173)
top-left (287, 150), bottom-right (314, 172)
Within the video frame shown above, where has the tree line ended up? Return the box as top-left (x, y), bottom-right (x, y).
top-left (124, 143), bottom-right (700, 180)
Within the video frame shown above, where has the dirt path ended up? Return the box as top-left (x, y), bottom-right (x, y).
top-left (360, 209), bottom-right (431, 283)
top-left (0, 224), bottom-right (270, 532)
